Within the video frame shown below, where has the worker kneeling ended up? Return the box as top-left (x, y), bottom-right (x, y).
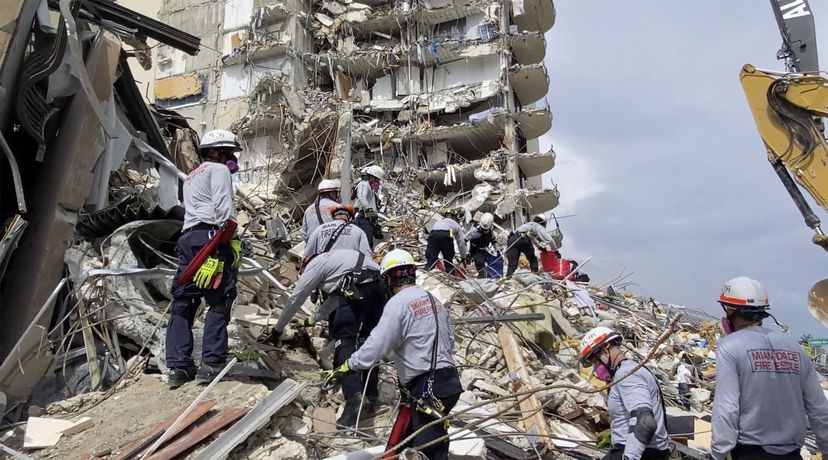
top-left (581, 327), bottom-right (670, 460)
top-left (327, 249), bottom-right (462, 460)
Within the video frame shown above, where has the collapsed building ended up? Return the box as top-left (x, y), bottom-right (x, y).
top-left (152, 0), bottom-right (558, 221)
top-left (2, 0), bottom-right (827, 459)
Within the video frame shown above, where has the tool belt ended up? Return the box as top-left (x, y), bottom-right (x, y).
top-left (338, 253), bottom-right (380, 300)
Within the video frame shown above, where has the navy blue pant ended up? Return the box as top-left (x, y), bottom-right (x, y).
top-left (731, 445), bottom-right (802, 460)
top-left (355, 214), bottom-right (375, 249)
top-left (166, 228), bottom-right (238, 369)
top-left (404, 367), bottom-right (462, 460)
top-left (329, 278), bottom-right (385, 401)
top-left (506, 232), bottom-right (537, 276)
top-left (425, 230), bottom-right (455, 273)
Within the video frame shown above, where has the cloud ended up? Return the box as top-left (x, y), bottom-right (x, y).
top-left (538, 0), bottom-right (828, 336)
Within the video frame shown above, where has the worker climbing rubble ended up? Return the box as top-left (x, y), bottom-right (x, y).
top-left (465, 212), bottom-right (499, 278)
top-left (303, 204), bottom-right (372, 258)
top-left (710, 276), bottom-right (828, 460)
top-left (328, 249), bottom-right (461, 460)
top-left (165, 129), bottom-right (243, 388)
top-left (301, 179), bottom-right (341, 242)
top-left (425, 207), bottom-right (468, 274)
top-left (581, 326), bottom-right (670, 460)
top-left (505, 214), bottom-right (558, 277)
top-left (354, 165), bottom-right (385, 248)
top-left (267, 249), bottom-right (386, 428)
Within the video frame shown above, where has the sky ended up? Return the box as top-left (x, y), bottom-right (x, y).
top-left (540, 0), bottom-right (827, 338)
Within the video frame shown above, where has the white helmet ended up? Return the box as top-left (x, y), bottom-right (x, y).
top-left (199, 129), bottom-right (242, 152)
top-left (719, 276), bottom-right (769, 309)
top-left (532, 214), bottom-right (547, 225)
top-left (362, 165), bottom-right (385, 180)
top-left (380, 249), bottom-right (416, 276)
top-left (317, 179), bottom-right (341, 194)
top-left (580, 326), bottom-right (622, 364)
top-left (480, 213), bottom-right (494, 230)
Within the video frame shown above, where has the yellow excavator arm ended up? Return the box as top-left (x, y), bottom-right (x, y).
top-left (739, 64), bottom-right (828, 251)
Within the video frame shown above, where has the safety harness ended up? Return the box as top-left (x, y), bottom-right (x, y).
top-left (339, 253), bottom-right (380, 300)
top-left (322, 221), bottom-right (351, 253)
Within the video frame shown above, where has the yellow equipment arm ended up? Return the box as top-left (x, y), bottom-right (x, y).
top-left (739, 64), bottom-right (828, 251)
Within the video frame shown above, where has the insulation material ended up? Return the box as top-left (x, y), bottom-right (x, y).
top-left (223, 30), bottom-right (248, 55)
top-left (154, 72), bottom-right (202, 100)
top-left (462, 12), bottom-right (486, 40)
top-left (224, 0), bottom-right (255, 31)
top-left (512, 0), bottom-right (525, 16)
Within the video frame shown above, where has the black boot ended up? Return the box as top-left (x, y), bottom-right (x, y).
top-left (167, 366), bottom-right (196, 388)
top-left (362, 396), bottom-right (381, 417)
top-left (337, 397), bottom-right (362, 428)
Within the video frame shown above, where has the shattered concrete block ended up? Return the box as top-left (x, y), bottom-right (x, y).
top-left (690, 388), bottom-right (711, 405)
top-left (448, 426), bottom-right (487, 459)
top-left (456, 279), bottom-right (499, 304)
top-left (460, 368), bottom-right (490, 390)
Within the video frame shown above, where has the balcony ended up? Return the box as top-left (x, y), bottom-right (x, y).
top-left (517, 148), bottom-right (555, 177)
top-left (510, 63), bottom-right (548, 106)
top-left (512, 0), bottom-right (556, 33)
top-left (510, 31), bottom-right (545, 65)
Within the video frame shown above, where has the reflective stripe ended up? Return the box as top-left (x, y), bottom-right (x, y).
top-left (719, 295), bottom-right (748, 305)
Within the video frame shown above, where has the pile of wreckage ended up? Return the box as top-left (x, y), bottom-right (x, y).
top-left (4, 161), bottom-right (825, 459)
top-left (2, 2), bottom-right (827, 460)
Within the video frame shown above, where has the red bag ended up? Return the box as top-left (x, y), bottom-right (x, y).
top-left (540, 250), bottom-right (575, 280)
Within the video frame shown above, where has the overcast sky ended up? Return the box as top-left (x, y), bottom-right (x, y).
top-left (541, 1), bottom-right (827, 337)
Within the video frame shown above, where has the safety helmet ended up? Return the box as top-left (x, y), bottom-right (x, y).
top-left (317, 179), bottom-right (341, 194)
top-left (380, 249), bottom-right (416, 276)
top-left (580, 326), bottom-right (622, 365)
top-left (443, 207), bottom-right (462, 220)
top-left (479, 213), bottom-right (494, 230)
top-left (199, 129), bottom-right (242, 152)
top-left (532, 214), bottom-right (547, 225)
top-left (361, 165), bottom-right (385, 180)
top-left (329, 204), bottom-right (355, 220)
top-left (719, 276), bottom-right (770, 310)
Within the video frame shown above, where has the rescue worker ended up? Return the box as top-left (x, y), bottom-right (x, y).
top-left (304, 204), bottom-right (372, 258)
top-left (425, 207), bottom-right (468, 274)
top-left (301, 179), bottom-right (341, 242)
top-left (505, 214), bottom-right (556, 277)
top-left (327, 249), bottom-right (461, 460)
top-left (166, 129), bottom-right (243, 388)
top-left (465, 212), bottom-right (497, 278)
top-left (675, 359), bottom-right (693, 411)
top-left (710, 276), bottom-right (828, 460)
top-left (268, 249), bottom-right (386, 427)
top-left (354, 165), bottom-right (385, 248)
top-left (580, 326), bottom-right (670, 460)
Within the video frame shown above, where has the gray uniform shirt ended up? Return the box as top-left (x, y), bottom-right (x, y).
top-left (304, 220), bottom-right (372, 258)
top-left (711, 326), bottom-right (828, 459)
top-left (607, 360), bottom-right (669, 459)
top-left (182, 162), bottom-right (235, 231)
top-left (301, 197), bottom-right (339, 242)
top-left (355, 180), bottom-right (377, 214)
top-left (348, 285), bottom-right (455, 385)
top-left (515, 222), bottom-right (552, 247)
top-left (274, 249), bottom-right (380, 332)
top-left (431, 218), bottom-right (468, 258)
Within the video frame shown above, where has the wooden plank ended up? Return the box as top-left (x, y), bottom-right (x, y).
top-left (60, 417), bottom-right (94, 436)
top-left (148, 408), bottom-right (248, 460)
top-left (497, 325), bottom-right (553, 449)
top-left (112, 400), bottom-right (215, 460)
top-left (194, 379), bottom-right (305, 460)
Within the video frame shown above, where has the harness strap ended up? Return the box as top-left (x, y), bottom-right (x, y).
top-left (322, 221), bottom-right (351, 253)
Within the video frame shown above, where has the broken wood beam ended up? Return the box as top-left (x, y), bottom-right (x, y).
top-left (147, 408), bottom-right (248, 460)
top-left (112, 400), bottom-right (215, 460)
top-left (194, 378), bottom-right (305, 460)
top-left (497, 325), bottom-right (553, 450)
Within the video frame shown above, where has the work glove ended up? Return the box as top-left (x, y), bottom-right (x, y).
top-left (194, 256), bottom-right (224, 289)
top-left (264, 327), bottom-right (286, 346)
top-left (596, 429), bottom-right (611, 449)
top-left (323, 362), bottom-right (352, 389)
top-left (230, 239), bottom-right (242, 268)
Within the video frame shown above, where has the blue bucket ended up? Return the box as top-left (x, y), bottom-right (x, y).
top-left (483, 252), bottom-right (504, 278)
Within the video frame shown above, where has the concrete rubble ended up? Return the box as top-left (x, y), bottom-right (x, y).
top-left (1, 0), bottom-right (827, 459)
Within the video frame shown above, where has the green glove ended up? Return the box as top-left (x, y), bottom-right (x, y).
top-left (230, 239), bottom-right (242, 268)
top-left (194, 256), bottom-right (223, 289)
top-left (323, 362), bottom-right (351, 388)
top-left (596, 429), bottom-right (611, 449)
